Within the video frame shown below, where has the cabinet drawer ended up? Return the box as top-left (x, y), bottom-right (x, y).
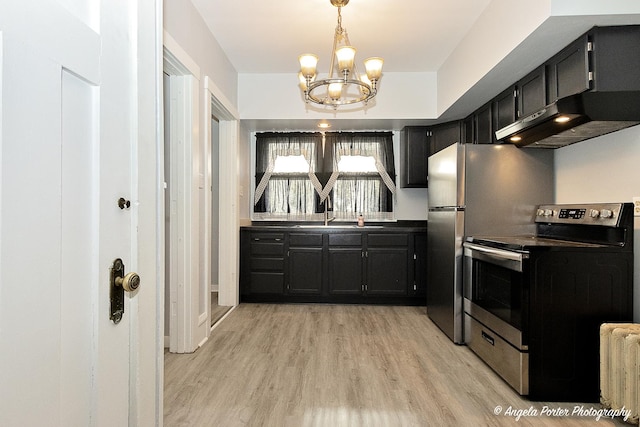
top-left (250, 257), bottom-right (284, 271)
top-left (250, 233), bottom-right (284, 242)
top-left (250, 272), bottom-right (284, 294)
top-left (289, 233), bottom-right (323, 247)
top-left (367, 233), bottom-right (408, 247)
top-left (251, 242), bottom-right (284, 255)
top-left (329, 233), bottom-right (362, 246)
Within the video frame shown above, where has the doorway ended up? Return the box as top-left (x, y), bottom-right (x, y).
top-left (209, 115), bottom-right (231, 325)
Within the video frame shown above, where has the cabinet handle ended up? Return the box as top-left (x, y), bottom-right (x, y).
top-left (481, 331), bottom-right (495, 346)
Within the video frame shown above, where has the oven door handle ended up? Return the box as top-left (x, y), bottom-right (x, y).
top-left (463, 242), bottom-right (528, 272)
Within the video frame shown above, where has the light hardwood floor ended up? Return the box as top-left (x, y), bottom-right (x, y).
top-left (164, 304), bottom-right (628, 426)
top-left (210, 292), bottom-right (232, 326)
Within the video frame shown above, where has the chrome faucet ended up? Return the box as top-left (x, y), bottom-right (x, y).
top-left (323, 196), bottom-right (336, 226)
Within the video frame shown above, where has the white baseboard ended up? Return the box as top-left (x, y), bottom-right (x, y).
top-left (164, 335), bottom-right (170, 348)
top-left (211, 283), bottom-right (219, 292)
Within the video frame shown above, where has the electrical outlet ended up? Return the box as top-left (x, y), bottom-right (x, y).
top-left (633, 197), bottom-right (640, 217)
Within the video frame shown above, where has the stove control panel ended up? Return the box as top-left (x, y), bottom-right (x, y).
top-left (535, 203), bottom-right (625, 227)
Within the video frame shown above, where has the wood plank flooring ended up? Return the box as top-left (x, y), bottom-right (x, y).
top-left (164, 304), bottom-right (628, 426)
top-left (210, 292), bottom-right (232, 326)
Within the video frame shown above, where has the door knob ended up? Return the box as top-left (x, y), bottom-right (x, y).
top-left (116, 272), bottom-right (141, 292)
top-left (110, 258), bottom-right (140, 324)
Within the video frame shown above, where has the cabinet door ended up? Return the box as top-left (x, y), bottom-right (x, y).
top-left (366, 248), bottom-right (408, 295)
top-left (400, 127), bottom-right (429, 188)
top-left (546, 34), bottom-right (590, 102)
top-left (328, 248), bottom-right (363, 295)
top-left (430, 121), bottom-right (461, 154)
top-left (474, 102), bottom-right (493, 144)
top-left (462, 115), bottom-right (474, 144)
top-left (517, 67), bottom-right (546, 118)
top-left (492, 87), bottom-right (517, 133)
top-left (413, 233), bottom-right (427, 297)
top-left (288, 248), bottom-right (323, 294)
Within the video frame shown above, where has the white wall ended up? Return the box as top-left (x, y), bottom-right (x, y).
top-left (164, 0), bottom-right (238, 107)
top-left (555, 125), bottom-right (640, 321)
top-left (238, 72), bottom-right (438, 121)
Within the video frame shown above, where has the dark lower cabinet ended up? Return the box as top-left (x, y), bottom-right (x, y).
top-left (413, 233), bottom-right (427, 297)
top-left (366, 248), bottom-right (408, 295)
top-left (240, 227), bottom-right (427, 305)
top-left (328, 248), bottom-right (363, 295)
top-left (288, 248), bottom-right (323, 294)
top-left (288, 232), bottom-right (323, 294)
top-left (247, 232), bottom-right (285, 294)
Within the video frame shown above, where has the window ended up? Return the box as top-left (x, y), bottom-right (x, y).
top-left (254, 132), bottom-right (395, 221)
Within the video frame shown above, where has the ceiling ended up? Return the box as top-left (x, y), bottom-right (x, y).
top-left (188, 1), bottom-right (640, 132)
top-left (191, 0), bottom-right (493, 74)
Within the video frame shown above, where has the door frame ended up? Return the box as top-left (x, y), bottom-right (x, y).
top-left (163, 31), bottom-right (202, 353)
top-left (204, 76), bottom-right (240, 310)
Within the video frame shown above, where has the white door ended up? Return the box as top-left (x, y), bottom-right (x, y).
top-left (0, 2), bottom-right (159, 425)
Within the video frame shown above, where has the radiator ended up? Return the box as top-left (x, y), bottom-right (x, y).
top-left (600, 323), bottom-right (640, 424)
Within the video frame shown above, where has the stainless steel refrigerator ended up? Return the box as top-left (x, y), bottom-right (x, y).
top-left (426, 143), bottom-right (554, 344)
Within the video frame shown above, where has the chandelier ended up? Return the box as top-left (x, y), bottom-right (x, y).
top-left (298, 0), bottom-right (384, 108)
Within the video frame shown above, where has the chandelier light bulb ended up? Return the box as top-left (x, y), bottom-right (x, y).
top-left (299, 54), bottom-right (319, 78)
top-left (364, 57), bottom-right (384, 81)
top-left (328, 82), bottom-right (343, 100)
top-left (335, 46), bottom-right (356, 75)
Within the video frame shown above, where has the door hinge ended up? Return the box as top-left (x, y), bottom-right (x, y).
top-left (588, 71), bottom-right (594, 82)
top-left (587, 41), bottom-right (593, 52)
top-left (413, 253), bottom-right (417, 260)
top-left (413, 283), bottom-right (417, 291)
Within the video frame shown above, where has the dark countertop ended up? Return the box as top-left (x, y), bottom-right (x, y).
top-left (242, 220), bottom-right (427, 233)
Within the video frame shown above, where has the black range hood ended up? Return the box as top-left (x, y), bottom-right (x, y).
top-left (495, 91), bottom-right (640, 148)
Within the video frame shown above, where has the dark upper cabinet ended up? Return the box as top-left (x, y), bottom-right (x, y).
top-left (430, 121), bottom-right (462, 154)
top-left (590, 26), bottom-right (640, 92)
top-left (546, 33), bottom-right (591, 102)
top-left (462, 114), bottom-right (474, 143)
top-left (546, 26), bottom-right (640, 102)
top-left (463, 102), bottom-right (493, 145)
top-left (475, 102), bottom-right (494, 144)
top-left (492, 87), bottom-right (517, 133)
top-left (517, 66), bottom-right (546, 118)
top-left (400, 127), bottom-right (429, 188)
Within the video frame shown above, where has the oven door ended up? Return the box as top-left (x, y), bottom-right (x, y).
top-left (463, 242), bottom-right (528, 349)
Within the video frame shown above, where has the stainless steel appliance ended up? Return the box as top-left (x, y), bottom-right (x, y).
top-left (426, 143), bottom-right (554, 344)
top-left (464, 203), bottom-right (634, 402)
